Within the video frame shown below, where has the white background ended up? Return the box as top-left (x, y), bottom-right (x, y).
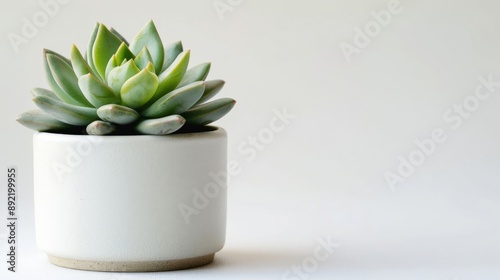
top-left (1, 0), bottom-right (500, 279)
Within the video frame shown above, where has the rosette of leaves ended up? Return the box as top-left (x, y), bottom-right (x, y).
top-left (17, 20), bottom-right (235, 135)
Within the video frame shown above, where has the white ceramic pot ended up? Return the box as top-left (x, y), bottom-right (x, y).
top-left (33, 127), bottom-right (228, 271)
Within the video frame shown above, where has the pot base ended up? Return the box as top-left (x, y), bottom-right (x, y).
top-left (47, 253), bottom-right (215, 272)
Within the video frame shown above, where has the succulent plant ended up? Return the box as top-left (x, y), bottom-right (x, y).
top-left (17, 20), bottom-right (235, 135)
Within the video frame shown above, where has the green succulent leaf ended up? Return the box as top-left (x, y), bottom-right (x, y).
top-left (44, 48), bottom-right (71, 65)
top-left (79, 73), bottom-right (121, 107)
top-left (71, 44), bottom-right (94, 78)
top-left (177, 62), bottom-right (211, 88)
top-left (134, 47), bottom-right (154, 71)
top-left (92, 23), bottom-right (123, 80)
top-left (104, 55), bottom-right (119, 81)
top-left (141, 81), bottom-right (205, 118)
top-left (19, 21), bottom-right (235, 136)
top-left (115, 42), bottom-right (135, 63)
top-left (16, 110), bottom-right (72, 132)
top-left (33, 95), bottom-right (98, 126)
top-left (86, 120), bottom-right (116, 135)
top-left (32, 88), bottom-right (60, 100)
top-left (135, 114), bottom-right (185, 135)
top-left (129, 20), bottom-right (164, 75)
top-left (120, 65), bottom-right (158, 109)
top-left (182, 98), bottom-right (235, 126)
top-left (43, 50), bottom-right (92, 107)
top-left (97, 104), bottom-right (140, 125)
top-left (47, 53), bottom-right (93, 108)
top-left (152, 50), bottom-right (190, 104)
top-left (110, 27), bottom-right (129, 46)
top-left (145, 62), bottom-right (155, 73)
top-left (195, 79), bottom-right (225, 105)
top-left (161, 41), bottom-right (183, 72)
top-left (107, 60), bottom-right (141, 95)
top-left (87, 23), bottom-right (100, 77)
top-left (43, 50), bottom-right (68, 103)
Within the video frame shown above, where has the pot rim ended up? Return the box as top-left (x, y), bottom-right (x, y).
top-left (34, 125), bottom-right (226, 140)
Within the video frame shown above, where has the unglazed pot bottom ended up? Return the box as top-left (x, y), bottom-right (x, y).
top-left (48, 253), bottom-right (215, 272)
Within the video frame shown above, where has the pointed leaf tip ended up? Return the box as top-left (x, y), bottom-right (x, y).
top-left (17, 110), bottom-right (72, 132)
top-left (92, 23), bottom-right (123, 80)
top-left (129, 20), bottom-right (164, 75)
top-left (33, 95), bottom-right (98, 126)
top-left (182, 98), bottom-right (235, 126)
top-left (177, 62), bottom-right (211, 88)
top-left (152, 50), bottom-right (191, 104)
top-left (196, 79), bottom-right (225, 105)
